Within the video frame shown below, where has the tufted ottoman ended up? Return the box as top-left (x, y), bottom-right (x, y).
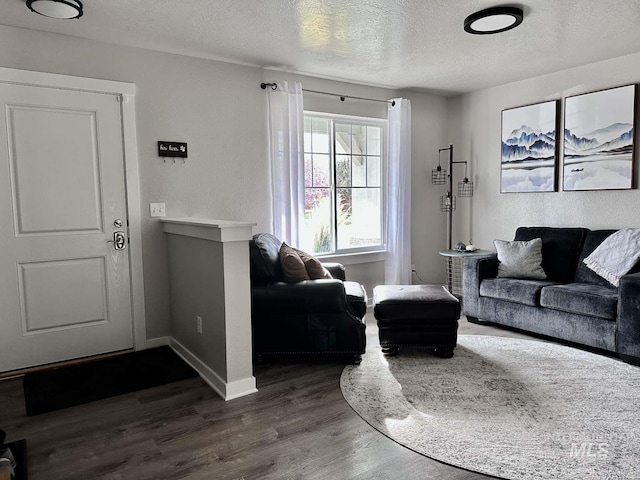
top-left (373, 284), bottom-right (461, 357)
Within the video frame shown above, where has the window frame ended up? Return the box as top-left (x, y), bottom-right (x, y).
top-left (303, 110), bottom-right (388, 256)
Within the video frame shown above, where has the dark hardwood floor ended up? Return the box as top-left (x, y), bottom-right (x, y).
top-left (0, 315), bottom-right (536, 480)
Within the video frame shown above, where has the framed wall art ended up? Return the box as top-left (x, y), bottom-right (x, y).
top-left (501, 100), bottom-right (559, 193)
top-left (563, 84), bottom-right (636, 191)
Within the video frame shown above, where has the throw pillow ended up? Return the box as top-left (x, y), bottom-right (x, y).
top-left (294, 248), bottom-right (333, 280)
top-left (514, 227), bottom-right (585, 283)
top-left (279, 243), bottom-right (310, 282)
top-left (494, 238), bottom-right (547, 279)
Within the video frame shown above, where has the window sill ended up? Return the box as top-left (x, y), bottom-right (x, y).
top-left (318, 250), bottom-right (386, 266)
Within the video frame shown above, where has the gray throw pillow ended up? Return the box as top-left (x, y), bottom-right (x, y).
top-left (494, 238), bottom-right (547, 279)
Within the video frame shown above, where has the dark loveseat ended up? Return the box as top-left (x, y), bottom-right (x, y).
top-left (249, 233), bottom-right (367, 364)
top-left (463, 227), bottom-right (640, 366)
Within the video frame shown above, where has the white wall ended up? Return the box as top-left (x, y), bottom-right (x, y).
top-left (448, 52), bottom-right (640, 251)
top-left (0, 25), bottom-right (449, 341)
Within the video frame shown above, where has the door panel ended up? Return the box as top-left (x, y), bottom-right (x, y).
top-left (18, 257), bottom-right (108, 333)
top-left (8, 106), bottom-right (103, 235)
top-left (0, 83), bottom-right (133, 372)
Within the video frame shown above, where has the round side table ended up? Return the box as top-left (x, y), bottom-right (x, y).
top-left (438, 249), bottom-right (493, 298)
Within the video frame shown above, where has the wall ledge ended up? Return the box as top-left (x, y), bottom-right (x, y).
top-left (161, 217), bottom-right (256, 242)
top-left (318, 249), bottom-right (385, 266)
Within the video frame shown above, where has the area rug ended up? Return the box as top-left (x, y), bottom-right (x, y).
top-left (23, 346), bottom-right (198, 416)
top-left (340, 335), bottom-right (640, 480)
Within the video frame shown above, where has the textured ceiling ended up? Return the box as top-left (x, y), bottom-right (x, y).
top-left (2, 0), bottom-right (640, 95)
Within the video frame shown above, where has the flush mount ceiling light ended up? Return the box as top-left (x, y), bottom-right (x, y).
top-left (26, 0), bottom-right (83, 19)
top-left (464, 6), bottom-right (523, 35)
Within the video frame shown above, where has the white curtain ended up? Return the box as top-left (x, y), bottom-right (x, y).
top-left (266, 81), bottom-right (305, 246)
top-left (385, 98), bottom-right (412, 285)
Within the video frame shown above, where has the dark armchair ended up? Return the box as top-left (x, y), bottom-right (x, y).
top-left (249, 233), bottom-right (367, 364)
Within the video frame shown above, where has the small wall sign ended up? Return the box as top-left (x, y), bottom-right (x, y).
top-left (158, 141), bottom-right (188, 158)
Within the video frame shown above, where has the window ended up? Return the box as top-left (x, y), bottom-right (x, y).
top-left (301, 113), bottom-right (386, 255)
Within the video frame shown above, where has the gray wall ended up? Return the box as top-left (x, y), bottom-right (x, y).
top-left (0, 25), bottom-right (449, 341)
top-left (447, 51), bottom-right (640, 251)
top-left (166, 235), bottom-right (227, 377)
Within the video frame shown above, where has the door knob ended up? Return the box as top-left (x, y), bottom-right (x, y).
top-left (113, 219), bottom-right (124, 228)
top-left (107, 231), bottom-right (127, 250)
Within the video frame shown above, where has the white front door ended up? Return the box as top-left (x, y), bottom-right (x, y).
top-left (0, 83), bottom-right (133, 372)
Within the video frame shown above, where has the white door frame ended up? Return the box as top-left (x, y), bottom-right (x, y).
top-left (0, 66), bottom-right (147, 351)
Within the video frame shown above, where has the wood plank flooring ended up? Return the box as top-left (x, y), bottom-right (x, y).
top-left (0, 315), bottom-right (536, 480)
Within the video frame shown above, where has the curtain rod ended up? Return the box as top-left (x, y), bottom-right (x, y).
top-left (260, 82), bottom-right (396, 107)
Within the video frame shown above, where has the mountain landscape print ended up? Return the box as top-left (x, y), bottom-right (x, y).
top-left (501, 100), bottom-right (558, 193)
top-left (563, 85), bottom-right (636, 191)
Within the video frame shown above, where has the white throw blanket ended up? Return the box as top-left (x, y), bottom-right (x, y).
top-left (584, 228), bottom-right (640, 287)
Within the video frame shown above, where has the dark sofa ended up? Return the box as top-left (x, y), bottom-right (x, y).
top-left (463, 227), bottom-right (640, 366)
top-left (249, 233), bottom-right (367, 364)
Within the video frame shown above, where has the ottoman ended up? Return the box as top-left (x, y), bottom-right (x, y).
top-left (373, 285), bottom-right (461, 357)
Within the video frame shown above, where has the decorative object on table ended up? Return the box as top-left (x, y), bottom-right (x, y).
top-left (454, 241), bottom-right (466, 252)
top-left (501, 100), bottom-right (559, 193)
top-left (563, 84), bottom-right (636, 191)
top-left (341, 335), bottom-right (640, 480)
top-left (431, 145), bottom-right (473, 250)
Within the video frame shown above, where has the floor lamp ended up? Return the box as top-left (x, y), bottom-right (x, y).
top-left (431, 144), bottom-right (474, 250)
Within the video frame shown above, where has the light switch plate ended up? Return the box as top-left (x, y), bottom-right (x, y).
top-left (150, 202), bottom-right (166, 217)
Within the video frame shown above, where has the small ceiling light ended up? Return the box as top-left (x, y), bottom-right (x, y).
top-left (26, 0), bottom-right (83, 19)
top-left (464, 6), bottom-right (523, 35)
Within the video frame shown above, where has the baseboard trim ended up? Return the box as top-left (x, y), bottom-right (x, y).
top-left (225, 377), bottom-right (259, 401)
top-left (169, 337), bottom-right (257, 401)
top-left (144, 336), bottom-right (170, 349)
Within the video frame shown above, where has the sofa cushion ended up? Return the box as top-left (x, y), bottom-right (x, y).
top-left (514, 227), bottom-right (587, 283)
top-left (540, 283), bottom-right (618, 320)
top-left (575, 230), bottom-right (618, 286)
top-left (294, 248), bottom-right (333, 280)
top-left (494, 238), bottom-right (546, 279)
top-left (345, 280), bottom-right (367, 318)
top-left (279, 243), bottom-right (311, 282)
top-left (480, 278), bottom-right (559, 306)
top-left (250, 233), bottom-right (283, 282)
top-left (322, 263), bottom-right (346, 281)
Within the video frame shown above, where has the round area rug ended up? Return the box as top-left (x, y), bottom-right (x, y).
top-left (340, 335), bottom-right (640, 480)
